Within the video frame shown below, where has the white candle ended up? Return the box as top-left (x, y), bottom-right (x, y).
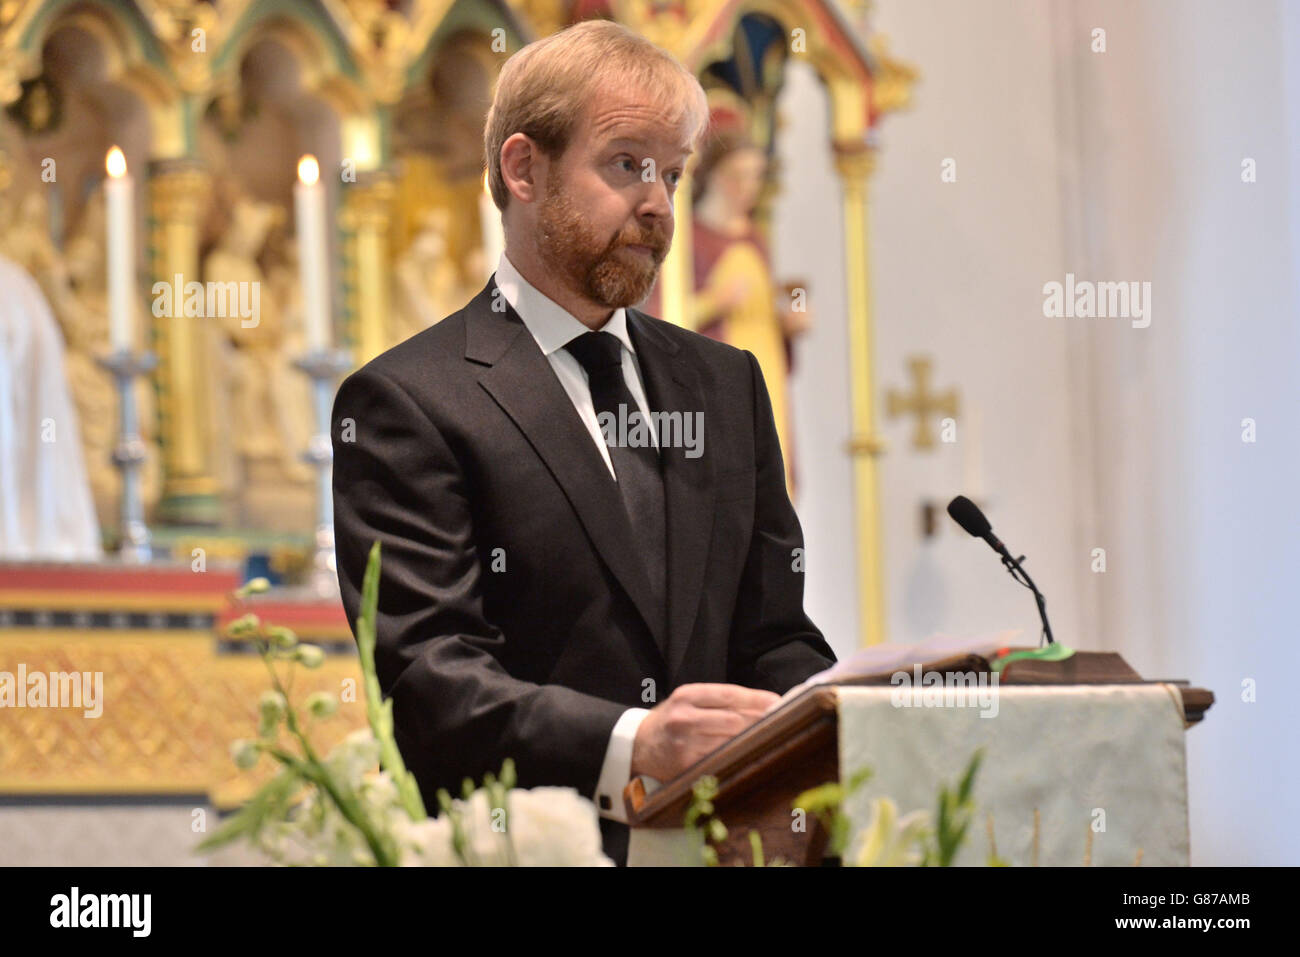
top-left (295, 155), bottom-right (330, 350)
top-left (105, 147), bottom-right (134, 351)
top-left (479, 170), bottom-right (505, 278)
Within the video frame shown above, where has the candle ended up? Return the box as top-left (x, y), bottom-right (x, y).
top-left (105, 147), bottom-right (134, 351)
top-left (295, 155), bottom-right (330, 350)
top-left (479, 170), bottom-right (505, 278)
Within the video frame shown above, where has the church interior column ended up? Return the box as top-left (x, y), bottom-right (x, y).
top-left (657, 166), bottom-right (693, 330)
top-left (149, 158), bottom-right (221, 527)
top-left (832, 140), bottom-right (887, 647)
top-left (342, 170), bottom-right (395, 364)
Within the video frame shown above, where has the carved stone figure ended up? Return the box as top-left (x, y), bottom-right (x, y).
top-left (204, 196), bottom-right (314, 526)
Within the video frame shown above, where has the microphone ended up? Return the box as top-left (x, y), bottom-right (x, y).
top-left (946, 495), bottom-right (1004, 553)
top-left (947, 495), bottom-right (1056, 645)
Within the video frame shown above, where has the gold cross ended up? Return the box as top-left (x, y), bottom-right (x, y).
top-left (886, 356), bottom-right (959, 450)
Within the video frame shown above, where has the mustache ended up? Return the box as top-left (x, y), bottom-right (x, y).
top-left (615, 231), bottom-right (669, 255)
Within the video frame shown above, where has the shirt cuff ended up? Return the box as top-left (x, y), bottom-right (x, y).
top-left (594, 707), bottom-right (652, 823)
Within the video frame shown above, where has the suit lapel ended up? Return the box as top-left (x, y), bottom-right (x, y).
top-left (466, 278), bottom-right (669, 662)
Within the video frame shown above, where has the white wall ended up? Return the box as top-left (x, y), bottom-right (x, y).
top-left (773, 0), bottom-right (1300, 864)
top-left (1054, 0), bottom-right (1300, 868)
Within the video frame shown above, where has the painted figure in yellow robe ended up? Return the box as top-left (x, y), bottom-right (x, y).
top-left (651, 129), bottom-right (812, 496)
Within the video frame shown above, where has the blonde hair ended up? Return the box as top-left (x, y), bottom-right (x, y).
top-left (483, 19), bottom-right (710, 212)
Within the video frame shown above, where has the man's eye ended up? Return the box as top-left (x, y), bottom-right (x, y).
top-left (617, 158), bottom-right (636, 172)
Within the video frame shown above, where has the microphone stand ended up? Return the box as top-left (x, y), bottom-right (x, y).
top-left (993, 545), bottom-right (1056, 646)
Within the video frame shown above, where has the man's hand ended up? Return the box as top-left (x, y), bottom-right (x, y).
top-left (630, 683), bottom-right (780, 782)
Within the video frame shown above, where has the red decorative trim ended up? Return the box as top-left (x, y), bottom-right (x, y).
top-left (0, 563), bottom-right (240, 596)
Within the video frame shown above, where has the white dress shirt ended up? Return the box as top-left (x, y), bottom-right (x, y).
top-left (492, 250), bottom-right (658, 823)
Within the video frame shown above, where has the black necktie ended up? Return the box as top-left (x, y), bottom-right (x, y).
top-left (563, 331), bottom-right (668, 650)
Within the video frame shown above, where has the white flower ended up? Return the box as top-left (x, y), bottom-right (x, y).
top-left (849, 797), bottom-right (930, 867)
top-left (393, 786), bottom-right (612, 866)
top-left (500, 787), bottom-right (613, 867)
top-left (244, 719), bottom-right (612, 866)
top-left (358, 770), bottom-right (400, 814)
top-left (324, 729), bottom-right (381, 784)
top-left (393, 816), bottom-right (461, 867)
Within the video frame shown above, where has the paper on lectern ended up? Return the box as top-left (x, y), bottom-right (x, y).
top-left (765, 630), bottom-right (1023, 715)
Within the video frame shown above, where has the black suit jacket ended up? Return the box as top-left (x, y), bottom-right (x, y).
top-left (331, 276), bottom-right (836, 865)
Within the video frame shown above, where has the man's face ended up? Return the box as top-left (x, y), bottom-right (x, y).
top-left (535, 89), bottom-right (691, 309)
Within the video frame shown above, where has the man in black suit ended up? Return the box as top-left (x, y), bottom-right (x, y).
top-left (332, 19), bottom-right (835, 866)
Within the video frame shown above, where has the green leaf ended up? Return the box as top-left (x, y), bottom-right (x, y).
top-left (957, 749), bottom-right (984, 804)
top-left (196, 770), bottom-right (301, 852)
top-left (792, 781), bottom-right (844, 815)
top-left (991, 643), bottom-right (1075, 673)
top-left (355, 541), bottom-right (427, 821)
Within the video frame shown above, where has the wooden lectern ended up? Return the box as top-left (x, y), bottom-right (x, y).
top-left (623, 651), bottom-right (1214, 866)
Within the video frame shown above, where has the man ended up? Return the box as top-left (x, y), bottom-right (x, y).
top-left (332, 19), bottom-right (836, 866)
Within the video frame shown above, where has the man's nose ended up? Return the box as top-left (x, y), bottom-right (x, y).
top-left (638, 173), bottom-right (675, 220)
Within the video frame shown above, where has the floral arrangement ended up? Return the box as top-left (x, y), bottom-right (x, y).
top-left (197, 541), bottom-right (612, 866)
top-left (685, 751), bottom-right (994, 866)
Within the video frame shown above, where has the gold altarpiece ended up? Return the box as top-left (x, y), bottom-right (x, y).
top-left (0, 0), bottom-right (912, 800)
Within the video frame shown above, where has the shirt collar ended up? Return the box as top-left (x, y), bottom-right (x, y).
top-left (494, 250), bottom-right (635, 358)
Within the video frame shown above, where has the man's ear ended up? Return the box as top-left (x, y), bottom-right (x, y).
top-left (500, 132), bottom-right (543, 205)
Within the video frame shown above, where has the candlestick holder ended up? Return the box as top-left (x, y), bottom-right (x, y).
top-left (293, 346), bottom-right (354, 598)
top-left (97, 348), bottom-right (158, 564)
